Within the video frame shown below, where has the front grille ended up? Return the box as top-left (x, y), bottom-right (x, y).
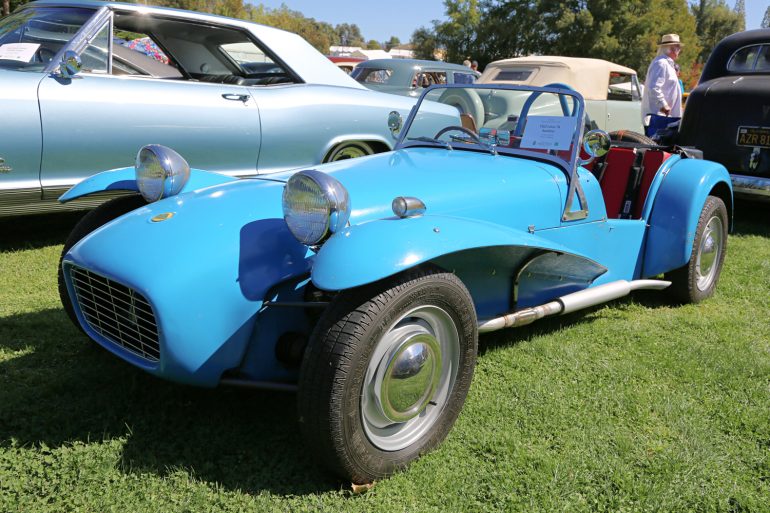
top-left (70, 266), bottom-right (160, 362)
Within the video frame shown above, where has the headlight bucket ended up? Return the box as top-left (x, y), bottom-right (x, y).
top-left (282, 170), bottom-right (350, 246)
top-left (135, 144), bottom-right (191, 203)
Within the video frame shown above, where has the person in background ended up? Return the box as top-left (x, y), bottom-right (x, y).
top-left (642, 33), bottom-right (683, 137)
top-left (462, 59), bottom-right (472, 68)
top-left (471, 60), bottom-right (478, 71)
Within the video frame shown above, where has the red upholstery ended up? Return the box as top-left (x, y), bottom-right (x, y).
top-left (599, 148), bottom-right (636, 219)
top-left (633, 150), bottom-right (671, 218)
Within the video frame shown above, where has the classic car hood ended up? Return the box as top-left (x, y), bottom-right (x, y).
top-left (297, 147), bottom-right (568, 231)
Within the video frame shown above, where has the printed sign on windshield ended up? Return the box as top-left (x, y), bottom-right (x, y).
top-left (520, 116), bottom-right (577, 151)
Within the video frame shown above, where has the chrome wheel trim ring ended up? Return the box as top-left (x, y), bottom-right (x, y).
top-left (361, 305), bottom-right (460, 452)
top-left (695, 214), bottom-right (723, 291)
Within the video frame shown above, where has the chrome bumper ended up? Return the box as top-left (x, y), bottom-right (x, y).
top-left (732, 174), bottom-right (770, 200)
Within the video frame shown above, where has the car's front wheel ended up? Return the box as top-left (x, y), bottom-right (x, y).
top-left (297, 267), bottom-right (477, 483)
top-left (58, 195), bottom-right (146, 328)
top-left (666, 195), bottom-right (728, 303)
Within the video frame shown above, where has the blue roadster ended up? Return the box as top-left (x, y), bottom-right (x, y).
top-left (59, 83), bottom-right (732, 483)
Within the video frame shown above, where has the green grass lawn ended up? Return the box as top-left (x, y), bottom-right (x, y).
top-left (1, 206), bottom-right (769, 512)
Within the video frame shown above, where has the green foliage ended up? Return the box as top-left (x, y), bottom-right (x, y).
top-left (762, 6), bottom-right (770, 29)
top-left (435, 0), bottom-right (482, 64)
top-left (335, 23), bottom-right (365, 47)
top-left (384, 36), bottom-right (401, 51)
top-left (366, 39), bottom-right (382, 50)
top-left (691, 0), bottom-right (745, 63)
top-left (411, 26), bottom-right (440, 60)
top-left (1, 205), bottom-right (770, 510)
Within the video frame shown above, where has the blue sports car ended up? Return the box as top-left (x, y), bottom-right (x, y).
top-left (59, 83), bottom-right (732, 483)
top-left (0, 0), bottom-right (425, 217)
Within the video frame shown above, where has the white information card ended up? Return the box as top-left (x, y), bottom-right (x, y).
top-left (0, 43), bottom-right (40, 63)
top-left (520, 116), bottom-right (577, 151)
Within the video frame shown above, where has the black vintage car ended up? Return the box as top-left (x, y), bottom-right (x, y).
top-left (679, 29), bottom-right (770, 200)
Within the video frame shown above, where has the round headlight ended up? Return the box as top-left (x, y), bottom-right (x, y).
top-left (135, 144), bottom-right (191, 203)
top-left (282, 170), bottom-right (350, 246)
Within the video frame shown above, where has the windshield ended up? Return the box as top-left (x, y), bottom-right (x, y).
top-left (399, 84), bottom-right (585, 169)
top-left (0, 7), bottom-right (95, 71)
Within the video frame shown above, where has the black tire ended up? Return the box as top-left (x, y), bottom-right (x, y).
top-left (665, 195), bottom-right (728, 303)
top-left (609, 130), bottom-right (655, 145)
top-left (58, 195), bottom-right (146, 328)
top-left (324, 141), bottom-right (374, 162)
top-left (297, 267), bottom-right (477, 483)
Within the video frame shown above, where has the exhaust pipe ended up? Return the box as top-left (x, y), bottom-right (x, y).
top-left (478, 279), bottom-right (670, 333)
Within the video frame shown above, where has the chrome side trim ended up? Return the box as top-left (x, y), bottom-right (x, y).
top-left (0, 188), bottom-right (132, 218)
top-left (731, 174), bottom-right (770, 198)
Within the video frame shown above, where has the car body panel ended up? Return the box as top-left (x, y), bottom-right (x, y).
top-left (0, 70), bottom-right (45, 214)
top-left (60, 84), bottom-right (732, 389)
top-left (58, 166), bottom-right (237, 202)
top-left (643, 157), bottom-right (733, 277)
top-left (678, 29), bottom-right (770, 200)
top-left (1, 0), bottom-right (423, 217)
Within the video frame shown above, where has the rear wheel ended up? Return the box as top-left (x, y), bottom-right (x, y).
top-left (665, 195), bottom-right (728, 303)
top-left (297, 267), bottom-right (477, 483)
top-left (324, 141), bottom-right (374, 162)
top-left (58, 195), bottom-right (146, 328)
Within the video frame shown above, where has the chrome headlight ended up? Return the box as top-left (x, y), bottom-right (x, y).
top-left (282, 170), bottom-right (350, 246)
top-left (135, 144), bottom-right (191, 203)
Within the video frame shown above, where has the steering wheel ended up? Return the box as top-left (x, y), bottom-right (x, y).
top-left (434, 125), bottom-right (482, 144)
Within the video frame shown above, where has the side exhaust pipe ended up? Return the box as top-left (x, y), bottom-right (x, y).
top-left (478, 279), bottom-right (670, 333)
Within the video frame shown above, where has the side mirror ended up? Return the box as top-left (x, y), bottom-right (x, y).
top-left (388, 110), bottom-right (403, 136)
top-left (580, 129), bottom-right (611, 165)
top-left (57, 51), bottom-right (82, 79)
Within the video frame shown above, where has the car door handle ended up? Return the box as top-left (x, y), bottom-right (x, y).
top-left (222, 93), bottom-right (250, 102)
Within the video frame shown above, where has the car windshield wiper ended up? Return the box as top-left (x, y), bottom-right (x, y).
top-left (406, 136), bottom-right (453, 151)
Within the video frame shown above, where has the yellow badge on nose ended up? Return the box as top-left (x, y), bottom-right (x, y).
top-left (151, 212), bottom-right (175, 223)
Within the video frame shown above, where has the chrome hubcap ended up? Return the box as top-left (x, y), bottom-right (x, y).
top-left (695, 215), bottom-right (723, 291)
top-left (361, 305), bottom-right (460, 451)
top-left (330, 145), bottom-right (369, 161)
top-left (380, 334), bottom-right (441, 423)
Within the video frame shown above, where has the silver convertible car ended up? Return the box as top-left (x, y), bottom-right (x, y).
top-left (0, 0), bottom-right (423, 216)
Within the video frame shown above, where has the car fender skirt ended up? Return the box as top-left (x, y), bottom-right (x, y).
top-left (311, 214), bottom-right (602, 292)
top-left (643, 158), bottom-right (733, 277)
top-left (58, 167), bottom-right (237, 203)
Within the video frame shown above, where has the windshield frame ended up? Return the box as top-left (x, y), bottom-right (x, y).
top-left (395, 83), bottom-right (590, 221)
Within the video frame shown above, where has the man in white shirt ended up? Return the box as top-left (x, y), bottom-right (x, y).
top-left (642, 34), bottom-right (683, 136)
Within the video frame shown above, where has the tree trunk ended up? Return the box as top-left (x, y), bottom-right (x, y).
top-left (2, 0), bottom-right (10, 16)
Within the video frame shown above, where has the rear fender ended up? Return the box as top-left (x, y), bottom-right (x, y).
top-left (643, 157), bottom-right (732, 277)
top-left (312, 215), bottom-right (607, 317)
top-left (58, 166), bottom-right (237, 203)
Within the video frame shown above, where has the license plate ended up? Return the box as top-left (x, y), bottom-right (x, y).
top-left (736, 126), bottom-right (770, 148)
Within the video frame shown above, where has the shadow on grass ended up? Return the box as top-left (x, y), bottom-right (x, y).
top-left (0, 308), bottom-right (339, 495)
top-left (0, 211), bottom-right (84, 252)
top-left (732, 201), bottom-right (770, 238)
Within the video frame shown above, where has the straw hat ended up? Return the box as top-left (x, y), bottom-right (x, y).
top-left (658, 34), bottom-right (683, 46)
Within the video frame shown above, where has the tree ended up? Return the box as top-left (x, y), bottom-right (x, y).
top-left (366, 39), bottom-right (382, 50)
top-left (336, 23), bottom-right (365, 47)
top-left (384, 36), bottom-right (401, 51)
top-left (3, 0), bottom-right (9, 17)
top-left (733, 0), bottom-right (745, 30)
top-left (762, 6), bottom-right (770, 29)
top-left (434, 0), bottom-right (482, 64)
top-left (411, 26), bottom-right (440, 60)
top-left (691, 0), bottom-right (744, 62)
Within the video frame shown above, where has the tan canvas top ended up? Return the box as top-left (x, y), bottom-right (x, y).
top-left (477, 56), bottom-right (637, 101)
